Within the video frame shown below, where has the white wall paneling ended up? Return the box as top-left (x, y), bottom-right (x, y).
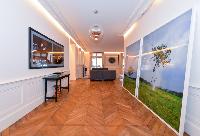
top-left (0, 83), bottom-right (23, 118)
top-left (0, 76), bottom-right (56, 132)
top-left (185, 86), bottom-right (200, 136)
top-left (0, 73), bottom-right (69, 133)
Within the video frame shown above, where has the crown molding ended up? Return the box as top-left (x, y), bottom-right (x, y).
top-left (121, 0), bottom-right (155, 36)
top-left (39, 0), bottom-right (88, 51)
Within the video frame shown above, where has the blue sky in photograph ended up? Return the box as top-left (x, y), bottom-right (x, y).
top-left (143, 10), bottom-right (192, 53)
top-left (125, 40), bottom-right (140, 77)
top-left (126, 40), bottom-right (140, 56)
top-left (140, 10), bottom-right (192, 93)
top-left (141, 46), bottom-right (188, 92)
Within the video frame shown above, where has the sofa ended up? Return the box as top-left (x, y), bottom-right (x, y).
top-left (90, 68), bottom-right (116, 81)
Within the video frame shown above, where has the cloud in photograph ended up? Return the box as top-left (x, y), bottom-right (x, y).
top-left (141, 46), bottom-right (188, 92)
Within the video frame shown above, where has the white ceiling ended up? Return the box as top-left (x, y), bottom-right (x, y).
top-left (39, 0), bottom-right (154, 52)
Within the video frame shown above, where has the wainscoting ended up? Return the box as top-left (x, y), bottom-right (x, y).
top-left (185, 85), bottom-right (200, 135)
top-left (0, 76), bottom-right (68, 132)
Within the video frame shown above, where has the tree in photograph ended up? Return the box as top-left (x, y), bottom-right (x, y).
top-left (128, 66), bottom-right (134, 76)
top-left (151, 44), bottom-right (172, 89)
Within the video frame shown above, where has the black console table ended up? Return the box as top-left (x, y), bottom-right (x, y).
top-left (43, 72), bottom-right (70, 102)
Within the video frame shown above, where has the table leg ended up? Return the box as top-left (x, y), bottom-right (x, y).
top-left (55, 80), bottom-right (58, 102)
top-left (60, 79), bottom-right (62, 92)
top-left (68, 75), bottom-right (70, 92)
top-left (45, 80), bottom-right (47, 102)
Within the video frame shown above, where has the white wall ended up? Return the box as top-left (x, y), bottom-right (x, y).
top-left (69, 41), bottom-right (86, 80)
top-left (84, 53), bottom-right (91, 76)
top-left (0, 1), bottom-right (69, 83)
top-left (124, 0), bottom-right (200, 135)
top-left (0, 1), bottom-right (70, 132)
top-left (69, 41), bottom-right (77, 80)
top-left (76, 48), bottom-right (84, 79)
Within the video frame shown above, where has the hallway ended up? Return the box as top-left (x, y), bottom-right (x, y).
top-left (1, 80), bottom-right (177, 136)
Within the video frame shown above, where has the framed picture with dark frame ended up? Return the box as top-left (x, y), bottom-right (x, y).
top-left (29, 27), bottom-right (64, 69)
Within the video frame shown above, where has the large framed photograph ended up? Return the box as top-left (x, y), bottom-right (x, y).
top-left (29, 27), bottom-right (64, 69)
top-left (138, 10), bottom-right (193, 133)
top-left (123, 8), bottom-right (195, 135)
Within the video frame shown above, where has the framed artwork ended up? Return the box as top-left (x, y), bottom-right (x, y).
top-left (105, 55), bottom-right (119, 66)
top-left (138, 10), bottom-right (193, 133)
top-left (29, 27), bottom-right (64, 69)
top-left (123, 8), bottom-right (195, 135)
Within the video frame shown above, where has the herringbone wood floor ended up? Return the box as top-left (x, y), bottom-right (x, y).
top-left (1, 79), bottom-right (182, 136)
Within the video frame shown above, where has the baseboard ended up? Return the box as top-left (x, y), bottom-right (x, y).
top-left (0, 96), bottom-right (44, 132)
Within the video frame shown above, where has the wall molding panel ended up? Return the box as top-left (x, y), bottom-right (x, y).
top-left (185, 86), bottom-right (200, 135)
top-left (0, 76), bottom-right (55, 132)
top-left (0, 83), bottom-right (23, 117)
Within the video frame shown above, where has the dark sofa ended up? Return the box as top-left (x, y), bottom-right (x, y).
top-left (90, 68), bottom-right (116, 81)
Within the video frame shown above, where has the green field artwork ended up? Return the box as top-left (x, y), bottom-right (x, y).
top-left (139, 10), bottom-right (192, 131)
top-left (139, 78), bottom-right (182, 130)
top-left (124, 74), bottom-right (136, 95)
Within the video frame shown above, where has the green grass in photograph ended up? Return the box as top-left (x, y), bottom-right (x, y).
top-left (123, 75), bottom-right (136, 95)
top-left (139, 79), bottom-right (182, 131)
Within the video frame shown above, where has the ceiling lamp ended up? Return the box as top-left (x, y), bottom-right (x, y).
top-left (89, 24), bottom-right (103, 41)
top-left (93, 9), bottom-right (98, 14)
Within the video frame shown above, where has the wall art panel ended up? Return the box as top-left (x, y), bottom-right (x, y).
top-left (138, 10), bottom-right (192, 132)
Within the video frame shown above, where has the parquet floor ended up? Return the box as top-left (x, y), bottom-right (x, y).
top-left (1, 79), bottom-right (179, 136)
